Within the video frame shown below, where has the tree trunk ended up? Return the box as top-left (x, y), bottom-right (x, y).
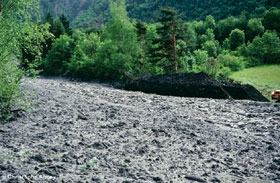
top-left (142, 34), bottom-right (146, 65)
top-left (172, 17), bottom-right (178, 73)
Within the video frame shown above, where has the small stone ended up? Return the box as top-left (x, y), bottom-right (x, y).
top-left (210, 177), bottom-right (221, 182)
top-left (185, 175), bottom-right (206, 182)
top-left (77, 114), bottom-right (88, 120)
top-left (153, 176), bottom-right (163, 182)
top-left (31, 154), bottom-right (46, 163)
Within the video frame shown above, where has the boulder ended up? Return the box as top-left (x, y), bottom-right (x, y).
top-left (124, 72), bottom-right (269, 102)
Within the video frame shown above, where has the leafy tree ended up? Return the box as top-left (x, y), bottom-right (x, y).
top-left (194, 50), bottom-right (209, 66)
top-left (200, 28), bottom-right (215, 46)
top-left (182, 22), bottom-right (197, 52)
top-left (247, 31), bottom-right (280, 65)
top-left (43, 35), bottom-right (75, 75)
top-left (202, 40), bottom-right (218, 57)
top-left (205, 15), bottom-right (216, 30)
top-left (20, 23), bottom-right (53, 71)
top-left (215, 16), bottom-right (244, 43)
top-left (229, 28), bottom-right (245, 50)
top-left (263, 8), bottom-right (280, 33)
top-left (247, 18), bottom-right (264, 41)
top-left (0, 0), bottom-right (40, 119)
top-left (66, 32), bottom-right (100, 80)
top-left (200, 57), bottom-right (222, 78)
top-left (95, 0), bottom-right (139, 80)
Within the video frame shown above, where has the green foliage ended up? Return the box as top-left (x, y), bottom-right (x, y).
top-left (60, 14), bottom-right (73, 35)
top-left (202, 41), bottom-right (219, 58)
top-left (52, 20), bottom-right (65, 38)
top-left (247, 18), bottom-right (264, 41)
top-left (43, 35), bottom-right (75, 75)
top-left (215, 16), bottom-right (244, 43)
top-left (95, 0), bottom-right (139, 80)
top-left (152, 7), bottom-right (185, 73)
top-left (263, 8), bottom-right (280, 33)
top-left (20, 23), bottom-right (53, 73)
top-left (0, 0), bottom-right (40, 120)
top-left (217, 53), bottom-right (245, 72)
top-left (205, 15), bottom-right (216, 30)
top-left (34, 3), bottom-right (280, 86)
top-left (182, 23), bottom-right (197, 51)
top-left (246, 31), bottom-right (280, 65)
top-left (41, 0), bottom-right (280, 29)
top-left (66, 33), bottom-right (100, 80)
top-left (200, 58), bottom-right (222, 78)
top-left (194, 50), bottom-right (209, 66)
top-left (229, 28), bottom-right (245, 50)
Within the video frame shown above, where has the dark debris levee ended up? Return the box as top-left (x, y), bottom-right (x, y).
top-left (124, 72), bottom-right (269, 102)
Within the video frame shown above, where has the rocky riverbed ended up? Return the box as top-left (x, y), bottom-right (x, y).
top-left (0, 77), bottom-right (280, 183)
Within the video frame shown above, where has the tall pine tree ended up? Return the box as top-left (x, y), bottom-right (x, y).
top-left (152, 7), bottom-right (184, 73)
top-left (136, 21), bottom-right (147, 65)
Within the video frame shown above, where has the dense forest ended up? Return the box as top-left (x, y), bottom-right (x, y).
top-left (35, 0), bottom-right (280, 80)
top-left (1, 0), bottom-right (280, 119)
top-left (40, 0), bottom-right (280, 28)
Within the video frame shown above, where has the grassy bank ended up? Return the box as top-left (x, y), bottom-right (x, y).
top-left (230, 65), bottom-right (280, 101)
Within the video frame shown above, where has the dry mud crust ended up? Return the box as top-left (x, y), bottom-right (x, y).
top-left (124, 72), bottom-right (269, 102)
top-left (0, 77), bottom-right (280, 183)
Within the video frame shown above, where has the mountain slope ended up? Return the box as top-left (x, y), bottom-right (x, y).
top-left (40, 0), bottom-right (280, 28)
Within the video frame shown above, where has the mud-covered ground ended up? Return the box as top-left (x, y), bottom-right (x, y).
top-left (0, 77), bottom-right (280, 183)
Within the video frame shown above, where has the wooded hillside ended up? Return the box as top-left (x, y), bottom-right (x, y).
top-left (40, 0), bottom-right (280, 28)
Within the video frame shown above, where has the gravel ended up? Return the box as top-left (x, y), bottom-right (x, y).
top-left (0, 77), bottom-right (279, 183)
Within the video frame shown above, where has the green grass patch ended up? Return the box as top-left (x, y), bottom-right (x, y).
top-left (230, 65), bottom-right (280, 101)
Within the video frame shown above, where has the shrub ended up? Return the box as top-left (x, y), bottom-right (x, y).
top-left (194, 50), bottom-right (209, 65)
top-left (200, 58), bottom-right (221, 78)
top-left (0, 62), bottom-right (24, 119)
top-left (217, 53), bottom-right (244, 72)
top-left (43, 35), bottom-right (75, 75)
top-left (202, 40), bottom-right (218, 57)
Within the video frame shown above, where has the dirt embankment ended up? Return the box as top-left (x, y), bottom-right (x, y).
top-left (0, 77), bottom-right (279, 183)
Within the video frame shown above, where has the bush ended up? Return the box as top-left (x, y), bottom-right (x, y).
top-left (217, 53), bottom-right (244, 72)
top-left (94, 40), bottom-right (135, 80)
top-left (202, 40), bottom-right (218, 57)
top-left (200, 58), bottom-right (221, 78)
top-left (194, 50), bottom-right (209, 65)
top-left (66, 33), bottom-right (100, 80)
top-left (43, 35), bottom-right (75, 75)
top-left (0, 62), bottom-right (24, 119)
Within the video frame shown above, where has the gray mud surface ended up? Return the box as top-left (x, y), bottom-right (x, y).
top-left (1, 77), bottom-right (280, 183)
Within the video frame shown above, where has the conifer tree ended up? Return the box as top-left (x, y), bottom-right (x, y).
top-left (136, 21), bottom-right (147, 65)
top-left (59, 14), bottom-right (73, 35)
top-left (153, 7), bottom-right (184, 73)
